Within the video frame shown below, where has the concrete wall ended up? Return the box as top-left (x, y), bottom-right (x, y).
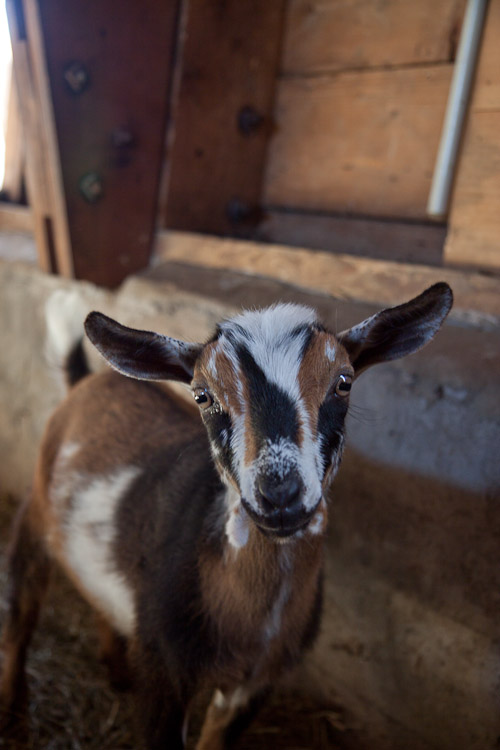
top-left (0, 257), bottom-right (499, 750)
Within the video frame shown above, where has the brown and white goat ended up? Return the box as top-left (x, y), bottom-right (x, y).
top-left (0, 283), bottom-right (452, 749)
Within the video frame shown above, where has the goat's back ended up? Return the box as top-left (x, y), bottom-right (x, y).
top-left (40, 371), bottom-right (201, 477)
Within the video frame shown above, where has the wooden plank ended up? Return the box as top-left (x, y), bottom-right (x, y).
top-left (282, 0), bottom-right (466, 75)
top-left (444, 113), bottom-right (500, 269)
top-left (0, 204), bottom-right (33, 233)
top-left (264, 65), bottom-right (453, 220)
top-left (444, 0), bottom-right (500, 270)
top-left (162, 0), bottom-right (286, 236)
top-left (37, 0), bottom-right (180, 287)
top-left (154, 231), bottom-right (500, 326)
top-left (468, 0), bottom-right (500, 112)
top-left (258, 211), bottom-right (446, 266)
top-left (24, 0), bottom-right (73, 277)
top-left (2, 70), bottom-right (24, 203)
top-left (6, 0), bottom-right (53, 273)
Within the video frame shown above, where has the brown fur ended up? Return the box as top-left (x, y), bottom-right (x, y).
top-left (196, 343), bottom-right (261, 468)
top-left (197, 344), bottom-right (243, 417)
top-left (199, 524), bottom-right (322, 692)
top-left (298, 332), bottom-right (352, 439)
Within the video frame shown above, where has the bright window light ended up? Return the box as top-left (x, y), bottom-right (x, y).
top-left (0, 1), bottom-right (13, 190)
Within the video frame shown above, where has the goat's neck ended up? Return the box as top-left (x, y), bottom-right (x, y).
top-left (199, 486), bottom-right (324, 640)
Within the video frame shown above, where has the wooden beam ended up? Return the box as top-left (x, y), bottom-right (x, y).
top-left (258, 210), bottom-right (446, 266)
top-left (282, 0), bottom-right (466, 75)
top-left (264, 66), bottom-right (453, 220)
top-left (154, 231), bottom-right (500, 325)
top-left (162, 0), bottom-right (286, 236)
top-left (2, 69), bottom-right (24, 203)
top-left (0, 204), bottom-right (33, 233)
top-left (23, 0), bottom-right (73, 277)
top-left (444, 0), bottom-right (500, 270)
top-left (6, 0), bottom-right (69, 275)
top-left (37, 0), bottom-right (180, 287)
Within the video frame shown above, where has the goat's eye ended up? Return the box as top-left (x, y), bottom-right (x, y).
top-left (193, 388), bottom-right (213, 410)
top-left (335, 374), bottom-right (352, 397)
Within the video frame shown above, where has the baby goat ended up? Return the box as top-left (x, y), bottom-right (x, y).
top-left (0, 283), bottom-right (452, 749)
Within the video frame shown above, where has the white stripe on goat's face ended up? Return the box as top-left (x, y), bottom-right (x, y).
top-left (192, 304), bottom-right (353, 542)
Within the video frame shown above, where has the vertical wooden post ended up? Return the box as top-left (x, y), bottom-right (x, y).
top-left (162, 0), bottom-right (287, 237)
top-left (2, 69), bottom-right (24, 204)
top-left (36, 0), bottom-right (181, 287)
top-left (6, 0), bottom-right (72, 275)
top-left (8, 0), bottom-right (181, 287)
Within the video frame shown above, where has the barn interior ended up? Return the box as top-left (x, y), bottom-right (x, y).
top-left (0, 1), bottom-right (499, 749)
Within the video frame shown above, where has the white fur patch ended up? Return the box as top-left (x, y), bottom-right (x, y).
top-left (224, 487), bottom-right (250, 549)
top-left (307, 500), bottom-right (326, 536)
top-left (221, 303), bottom-right (317, 337)
top-left (294, 400), bottom-right (324, 511)
top-left (56, 441), bottom-right (80, 470)
top-left (213, 686), bottom-right (250, 711)
top-left (221, 304), bottom-right (315, 401)
top-left (262, 550), bottom-right (293, 645)
top-left (55, 465), bottom-right (140, 636)
top-left (325, 340), bottom-right (336, 361)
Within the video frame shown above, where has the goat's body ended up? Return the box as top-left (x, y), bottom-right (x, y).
top-left (0, 285), bottom-right (452, 748)
top-left (13, 370), bottom-right (322, 746)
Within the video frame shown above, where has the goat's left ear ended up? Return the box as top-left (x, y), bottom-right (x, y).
top-left (84, 312), bottom-right (202, 383)
top-left (338, 282), bottom-right (453, 375)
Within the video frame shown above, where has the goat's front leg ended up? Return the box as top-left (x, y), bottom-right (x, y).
top-left (0, 497), bottom-right (51, 723)
top-left (96, 615), bottom-right (132, 692)
top-left (196, 685), bottom-right (269, 750)
top-left (129, 639), bottom-right (188, 750)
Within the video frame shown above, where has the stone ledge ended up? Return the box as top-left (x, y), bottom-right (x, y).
top-left (153, 230), bottom-right (500, 330)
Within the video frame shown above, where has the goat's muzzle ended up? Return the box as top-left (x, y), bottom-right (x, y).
top-left (242, 472), bottom-right (319, 539)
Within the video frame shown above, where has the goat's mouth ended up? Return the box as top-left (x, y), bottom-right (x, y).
top-left (241, 497), bottom-right (320, 540)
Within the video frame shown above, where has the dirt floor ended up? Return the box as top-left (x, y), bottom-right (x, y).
top-left (0, 492), bottom-right (347, 749)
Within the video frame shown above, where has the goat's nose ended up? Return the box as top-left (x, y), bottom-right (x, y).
top-left (257, 473), bottom-right (302, 511)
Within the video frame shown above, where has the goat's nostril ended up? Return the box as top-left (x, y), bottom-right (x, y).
top-left (257, 474), bottom-right (302, 510)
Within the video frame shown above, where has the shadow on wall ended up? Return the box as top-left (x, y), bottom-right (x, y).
top-left (314, 449), bottom-right (500, 750)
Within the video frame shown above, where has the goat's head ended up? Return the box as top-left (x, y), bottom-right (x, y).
top-left (85, 283), bottom-right (452, 544)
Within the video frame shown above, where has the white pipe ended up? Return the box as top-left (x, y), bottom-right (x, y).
top-left (427, 0), bottom-right (489, 219)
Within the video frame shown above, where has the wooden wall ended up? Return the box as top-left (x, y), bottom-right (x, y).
top-left (7, 0), bottom-right (500, 280)
top-left (162, 0), bottom-right (286, 237)
top-left (444, 0), bottom-right (500, 270)
top-left (264, 0), bottom-right (466, 221)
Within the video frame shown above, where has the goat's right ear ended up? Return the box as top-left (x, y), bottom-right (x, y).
top-left (337, 282), bottom-right (453, 375)
top-left (84, 312), bottom-right (202, 383)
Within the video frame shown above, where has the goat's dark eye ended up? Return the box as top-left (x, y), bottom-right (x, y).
top-left (193, 388), bottom-right (213, 410)
top-left (335, 374), bottom-right (352, 397)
